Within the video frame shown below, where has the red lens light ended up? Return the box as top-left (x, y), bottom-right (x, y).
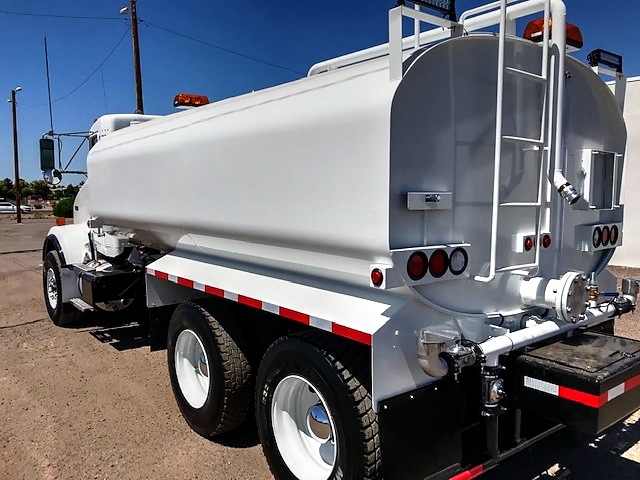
top-left (429, 249), bottom-right (449, 278)
top-left (524, 237), bottom-right (534, 252)
top-left (371, 268), bottom-right (384, 287)
top-left (542, 234), bottom-right (551, 248)
top-left (407, 252), bottom-right (428, 281)
top-left (610, 225), bottom-right (619, 245)
top-left (602, 226), bottom-right (610, 246)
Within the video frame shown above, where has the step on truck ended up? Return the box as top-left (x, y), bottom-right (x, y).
top-left (40, 1), bottom-right (640, 478)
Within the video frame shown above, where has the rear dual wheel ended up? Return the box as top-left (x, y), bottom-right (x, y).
top-left (256, 332), bottom-right (382, 480)
top-left (167, 300), bottom-right (252, 436)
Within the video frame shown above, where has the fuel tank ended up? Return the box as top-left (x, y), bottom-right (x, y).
top-left (86, 34), bottom-right (626, 311)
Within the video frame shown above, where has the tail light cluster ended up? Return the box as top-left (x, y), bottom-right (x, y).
top-left (576, 223), bottom-right (623, 252)
top-left (592, 224), bottom-right (620, 249)
top-left (376, 244), bottom-right (470, 289)
top-left (514, 232), bottom-right (552, 253)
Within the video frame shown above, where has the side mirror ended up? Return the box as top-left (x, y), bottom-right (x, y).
top-left (44, 169), bottom-right (62, 186)
top-left (40, 138), bottom-right (55, 171)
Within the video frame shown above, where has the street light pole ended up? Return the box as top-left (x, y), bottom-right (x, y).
top-left (8, 87), bottom-right (22, 224)
top-left (122, 0), bottom-right (144, 113)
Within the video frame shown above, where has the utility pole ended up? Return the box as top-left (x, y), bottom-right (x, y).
top-left (8, 87), bottom-right (22, 224)
top-left (129, 0), bottom-right (144, 113)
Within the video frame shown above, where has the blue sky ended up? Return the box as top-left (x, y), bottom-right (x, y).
top-left (0, 0), bottom-right (638, 185)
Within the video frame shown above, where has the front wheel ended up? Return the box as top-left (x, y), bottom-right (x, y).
top-left (256, 331), bottom-right (382, 480)
top-left (43, 250), bottom-right (83, 326)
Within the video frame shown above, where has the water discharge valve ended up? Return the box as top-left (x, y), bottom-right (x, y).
top-left (520, 272), bottom-right (589, 323)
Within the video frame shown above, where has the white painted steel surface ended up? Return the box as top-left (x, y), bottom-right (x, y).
top-left (69, 3), bottom-right (628, 404)
top-left (145, 249), bottom-right (398, 339)
top-left (611, 77), bottom-right (640, 267)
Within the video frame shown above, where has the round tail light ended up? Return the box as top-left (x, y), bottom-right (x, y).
top-left (371, 268), bottom-right (384, 287)
top-left (524, 236), bottom-right (534, 252)
top-left (542, 234), bottom-right (551, 248)
top-left (610, 225), bottom-right (619, 245)
top-left (429, 249), bottom-right (449, 278)
top-left (602, 226), bottom-right (610, 247)
top-left (407, 252), bottom-right (428, 281)
top-left (449, 248), bottom-right (468, 275)
top-left (592, 227), bottom-right (602, 248)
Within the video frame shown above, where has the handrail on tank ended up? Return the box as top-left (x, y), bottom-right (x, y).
top-left (388, 4), bottom-right (462, 80)
top-left (307, 0), bottom-right (561, 77)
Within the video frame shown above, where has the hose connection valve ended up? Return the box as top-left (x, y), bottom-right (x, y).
top-left (418, 329), bottom-right (477, 379)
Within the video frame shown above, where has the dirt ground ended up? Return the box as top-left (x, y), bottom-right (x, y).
top-left (0, 219), bottom-right (639, 479)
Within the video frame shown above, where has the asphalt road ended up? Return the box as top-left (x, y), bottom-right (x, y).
top-left (0, 219), bottom-right (638, 479)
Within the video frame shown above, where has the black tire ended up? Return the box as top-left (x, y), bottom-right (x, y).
top-left (256, 331), bottom-right (381, 480)
top-left (167, 300), bottom-right (252, 437)
top-left (43, 250), bottom-right (84, 327)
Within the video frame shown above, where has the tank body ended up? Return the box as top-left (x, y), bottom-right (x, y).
top-left (87, 34), bottom-right (626, 312)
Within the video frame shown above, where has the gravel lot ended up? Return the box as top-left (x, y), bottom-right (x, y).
top-left (0, 218), bottom-right (638, 479)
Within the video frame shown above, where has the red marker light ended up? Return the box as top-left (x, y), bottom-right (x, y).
top-left (371, 268), bottom-right (384, 287)
top-left (602, 226), bottom-right (610, 247)
top-left (610, 225), bottom-right (619, 245)
top-left (407, 252), bottom-right (428, 281)
top-left (542, 234), bottom-right (552, 248)
top-left (524, 237), bottom-right (534, 252)
top-left (429, 249), bottom-right (449, 278)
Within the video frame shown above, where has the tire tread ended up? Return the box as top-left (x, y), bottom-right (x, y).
top-left (188, 300), bottom-right (252, 435)
top-left (279, 330), bottom-right (382, 480)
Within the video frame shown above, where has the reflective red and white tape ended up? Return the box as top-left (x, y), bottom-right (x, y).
top-left (450, 465), bottom-right (484, 480)
top-left (146, 268), bottom-right (372, 346)
top-left (523, 374), bottom-right (640, 408)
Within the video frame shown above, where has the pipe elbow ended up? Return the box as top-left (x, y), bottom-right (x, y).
top-left (417, 330), bottom-right (452, 378)
top-left (418, 354), bottom-right (449, 378)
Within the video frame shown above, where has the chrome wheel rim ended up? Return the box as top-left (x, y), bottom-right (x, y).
top-left (174, 329), bottom-right (210, 409)
top-left (271, 375), bottom-right (337, 480)
top-left (46, 268), bottom-right (58, 310)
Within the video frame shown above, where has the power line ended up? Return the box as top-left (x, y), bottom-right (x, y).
top-left (0, 10), bottom-right (121, 21)
top-left (143, 21), bottom-right (305, 76)
top-left (53, 28), bottom-right (130, 103)
top-left (25, 28), bottom-right (130, 107)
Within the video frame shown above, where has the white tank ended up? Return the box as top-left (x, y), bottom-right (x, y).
top-left (85, 34), bottom-right (626, 313)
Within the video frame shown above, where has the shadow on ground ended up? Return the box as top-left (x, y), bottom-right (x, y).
top-left (72, 305), bottom-right (150, 351)
top-left (482, 417), bottom-right (640, 479)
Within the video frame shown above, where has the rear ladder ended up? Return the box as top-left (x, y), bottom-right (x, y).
top-left (475, 0), bottom-right (554, 282)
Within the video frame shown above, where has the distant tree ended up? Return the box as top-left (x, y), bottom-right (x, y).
top-left (29, 180), bottom-right (51, 200)
top-left (63, 184), bottom-right (80, 197)
top-left (0, 178), bottom-right (14, 200)
top-left (21, 179), bottom-right (34, 198)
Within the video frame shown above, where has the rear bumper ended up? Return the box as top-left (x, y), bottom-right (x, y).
top-left (377, 331), bottom-right (640, 479)
top-left (514, 332), bottom-right (640, 435)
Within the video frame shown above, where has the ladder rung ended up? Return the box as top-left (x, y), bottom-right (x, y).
top-left (505, 67), bottom-right (546, 82)
top-left (496, 263), bottom-right (537, 273)
top-left (499, 202), bottom-right (541, 207)
top-left (502, 135), bottom-right (544, 145)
